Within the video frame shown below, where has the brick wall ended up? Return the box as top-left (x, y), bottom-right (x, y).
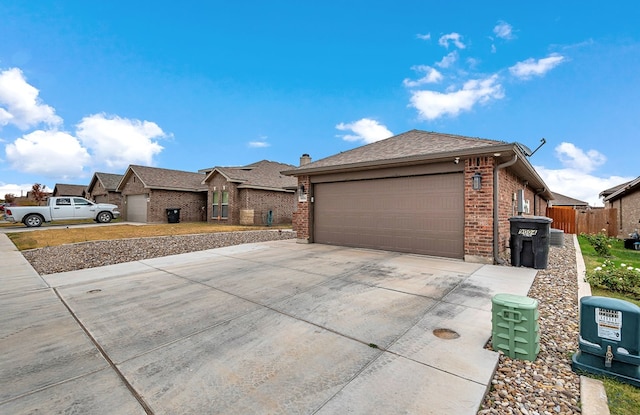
top-left (611, 190), bottom-right (640, 237)
top-left (90, 181), bottom-right (123, 208)
top-left (464, 157), bottom-right (495, 261)
top-left (147, 189), bottom-right (207, 223)
top-left (292, 175), bottom-right (311, 241)
top-left (240, 188), bottom-right (294, 225)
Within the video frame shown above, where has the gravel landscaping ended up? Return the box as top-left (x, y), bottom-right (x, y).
top-left (21, 230), bottom-right (583, 413)
top-left (479, 234), bottom-right (581, 414)
top-left (22, 230), bottom-right (297, 275)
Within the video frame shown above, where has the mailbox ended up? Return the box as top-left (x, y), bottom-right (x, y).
top-left (571, 296), bottom-right (640, 387)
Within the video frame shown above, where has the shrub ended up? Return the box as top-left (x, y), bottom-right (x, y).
top-left (587, 259), bottom-right (640, 296)
top-left (581, 231), bottom-right (613, 257)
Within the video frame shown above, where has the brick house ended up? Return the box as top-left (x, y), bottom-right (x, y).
top-left (600, 176), bottom-right (640, 238)
top-left (201, 160), bottom-right (297, 225)
top-left (282, 130), bottom-right (553, 264)
top-left (116, 165), bottom-right (208, 223)
top-left (52, 183), bottom-right (87, 197)
top-left (86, 172), bottom-right (124, 207)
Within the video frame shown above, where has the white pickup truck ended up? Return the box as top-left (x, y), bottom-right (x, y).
top-left (4, 197), bottom-right (120, 227)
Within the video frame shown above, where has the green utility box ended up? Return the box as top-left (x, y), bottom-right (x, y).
top-left (492, 293), bottom-right (540, 361)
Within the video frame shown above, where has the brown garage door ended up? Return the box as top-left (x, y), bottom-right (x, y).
top-left (313, 173), bottom-right (464, 258)
top-left (126, 194), bottom-right (148, 223)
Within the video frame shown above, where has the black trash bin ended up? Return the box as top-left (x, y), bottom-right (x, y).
top-left (509, 216), bottom-right (553, 269)
top-left (166, 208), bottom-right (180, 223)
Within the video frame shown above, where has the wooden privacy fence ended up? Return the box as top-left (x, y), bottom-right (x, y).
top-left (545, 207), bottom-right (618, 236)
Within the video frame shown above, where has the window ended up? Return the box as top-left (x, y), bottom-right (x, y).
top-left (221, 191), bottom-right (229, 218)
top-left (73, 198), bottom-right (91, 205)
top-left (56, 198), bottom-right (71, 206)
top-left (212, 191), bottom-right (229, 219)
top-left (212, 192), bottom-right (219, 218)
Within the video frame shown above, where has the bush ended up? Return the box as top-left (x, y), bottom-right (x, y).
top-left (587, 259), bottom-right (640, 296)
top-left (581, 231), bottom-right (613, 257)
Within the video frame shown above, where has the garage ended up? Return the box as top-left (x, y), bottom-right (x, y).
top-left (313, 173), bottom-right (464, 258)
top-left (126, 194), bottom-right (148, 223)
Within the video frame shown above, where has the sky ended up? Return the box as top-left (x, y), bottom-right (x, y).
top-left (1, 1), bottom-right (639, 206)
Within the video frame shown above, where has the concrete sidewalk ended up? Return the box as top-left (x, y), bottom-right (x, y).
top-left (0, 234), bottom-right (537, 414)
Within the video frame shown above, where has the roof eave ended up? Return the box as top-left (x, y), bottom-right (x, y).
top-left (237, 184), bottom-right (295, 193)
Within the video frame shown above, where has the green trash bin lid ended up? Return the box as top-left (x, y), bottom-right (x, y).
top-left (492, 293), bottom-right (538, 309)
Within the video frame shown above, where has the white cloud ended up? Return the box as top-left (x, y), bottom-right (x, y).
top-left (336, 118), bottom-right (393, 144)
top-left (5, 129), bottom-right (90, 178)
top-left (0, 68), bottom-right (62, 130)
top-left (509, 53), bottom-right (565, 79)
top-left (417, 33), bottom-right (431, 40)
top-left (409, 75), bottom-right (504, 120)
top-left (76, 113), bottom-right (165, 169)
top-left (493, 21), bottom-right (514, 40)
top-left (435, 51), bottom-right (458, 68)
top-left (248, 140), bottom-right (270, 148)
top-left (536, 166), bottom-right (632, 207)
top-left (555, 142), bottom-right (606, 172)
top-left (438, 33), bottom-right (465, 49)
top-left (403, 65), bottom-right (443, 87)
top-left (536, 142), bottom-right (632, 206)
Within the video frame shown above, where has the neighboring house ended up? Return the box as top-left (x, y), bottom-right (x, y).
top-left (283, 130), bottom-right (553, 264)
top-left (116, 165), bottom-right (208, 223)
top-left (548, 192), bottom-right (589, 209)
top-left (52, 183), bottom-right (87, 197)
top-left (115, 160), bottom-right (296, 224)
top-left (201, 160), bottom-right (297, 225)
top-left (600, 176), bottom-right (640, 238)
top-left (86, 172), bottom-right (124, 207)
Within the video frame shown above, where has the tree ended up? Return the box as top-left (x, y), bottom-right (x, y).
top-left (31, 183), bottom-right (48, 204)
top-left (4, 193), bottom-right (15, 203)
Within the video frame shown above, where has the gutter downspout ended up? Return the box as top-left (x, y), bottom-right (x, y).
top-left (493, 155), bottom-right (518, 264)
top-left (534, 187), bottom-right (546, 216)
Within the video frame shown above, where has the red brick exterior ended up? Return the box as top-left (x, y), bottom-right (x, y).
top-left (293, 159), bottom-right (550, 263)
top-left (464, 157), bottom-right (495, 260)
top-left (292, 175), bottom-right (311, 241)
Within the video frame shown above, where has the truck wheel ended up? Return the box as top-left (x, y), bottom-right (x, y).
top-left (96, 211), bottom-right (113, 223)
top-left (24, 214), bottom-right (43, 227)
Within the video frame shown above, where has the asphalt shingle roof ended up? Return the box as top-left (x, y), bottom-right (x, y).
top-left (54, 183), bottom-right (87, 196)
top-left (295, 130), bottom-right (506, 170)
top-left (128, 165), bottom-right (207, 191)
top-left (212, 160), bottom-right (297, 190)
top-left (95, 172), bottom-right (124, 191)
top-left (549, 192), bottom-right (589, 207)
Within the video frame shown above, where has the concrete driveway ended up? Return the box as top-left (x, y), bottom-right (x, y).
top-left (0, 236), bottom-right (536, 414)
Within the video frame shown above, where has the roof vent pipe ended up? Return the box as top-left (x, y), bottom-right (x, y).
top-left (300, 154), bottom-right (311, 166)
top-left (493, 155), bottom-right (518, 265)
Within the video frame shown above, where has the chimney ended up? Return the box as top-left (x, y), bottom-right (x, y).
top-left (300, 153), bottom-right (311, 166)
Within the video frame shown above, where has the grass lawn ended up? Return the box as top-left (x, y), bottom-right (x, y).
top-left (577, 235), bottom-right (640, 413)
top-left (7, 222), bottom-right (292, 250)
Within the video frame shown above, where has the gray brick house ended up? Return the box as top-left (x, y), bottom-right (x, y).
top-left (601, 176), bottom-right (640, 238)
top-left (86, 172), bottom-right (124, 207)
top-left (282, 130), bottom-right (553, 264)
top-left (201, 160), bottom-right (297, 225)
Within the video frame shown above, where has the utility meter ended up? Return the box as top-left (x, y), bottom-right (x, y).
top-left (572, 296), bottom-right (640, 387)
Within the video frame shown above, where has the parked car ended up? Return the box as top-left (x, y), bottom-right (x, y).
top-left (4, 197), bottom-right (120, 227)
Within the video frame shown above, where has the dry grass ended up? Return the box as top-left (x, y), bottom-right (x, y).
top-left (7, 222), bottom-right (292, 250)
